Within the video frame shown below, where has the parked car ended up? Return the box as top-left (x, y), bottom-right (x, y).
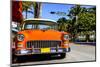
top-left (12, 18), bottom-right (71, 62)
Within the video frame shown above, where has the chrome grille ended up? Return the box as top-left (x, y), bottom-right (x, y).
top-left (26, 40), bottom-right (61, 48)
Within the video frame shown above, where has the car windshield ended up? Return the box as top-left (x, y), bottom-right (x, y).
top-left (24, 22), bottom-right (57, 30)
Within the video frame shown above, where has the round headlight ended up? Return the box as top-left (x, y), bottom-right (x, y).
top-left (64, 34), bottom-right (69, 40)
top-left (17, 34), bottom-right (24, 41)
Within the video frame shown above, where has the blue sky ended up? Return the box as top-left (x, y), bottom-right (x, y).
top-left (22, 3), bottom-right (94, 21)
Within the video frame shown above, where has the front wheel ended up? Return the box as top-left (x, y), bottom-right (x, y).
top-left (12, 55), bottom-right (20, 63)
top-left (59, 53), bottom-right (66, 59)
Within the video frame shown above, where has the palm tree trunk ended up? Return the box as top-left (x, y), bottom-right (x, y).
top-left (25, 8), bottom-right (28, 19)
top-left (34, 2), bottom-right (41, 18)
top-left (34, 2), bottom-right (42, 29)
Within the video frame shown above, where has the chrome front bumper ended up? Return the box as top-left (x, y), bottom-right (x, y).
top-left (15, 48), bottom-right (70, 56)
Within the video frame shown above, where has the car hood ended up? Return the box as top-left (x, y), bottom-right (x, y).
top-left (18, 29), bottom-right (63, 41)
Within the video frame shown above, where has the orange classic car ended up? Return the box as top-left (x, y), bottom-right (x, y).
top-left (12, 18), bottom-right (71, 61)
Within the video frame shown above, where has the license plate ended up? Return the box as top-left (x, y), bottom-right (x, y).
top-left (41, 48), bottom-right (50, 53)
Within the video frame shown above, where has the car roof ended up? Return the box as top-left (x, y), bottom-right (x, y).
top-left (24, 18), bottom-right (57, 25)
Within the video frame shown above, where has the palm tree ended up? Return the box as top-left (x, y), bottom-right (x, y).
top-left (69, 5), bottom-right (82, 16)
top-left (31, 2), bottom-right (42, 28)
top-left (32, 2), bottom-right (42, 18)
top-left (22, 2), bottom-right (42, 28)
top-left (22, 1), bottom-right (32, 19)
top-left (68, 5), bottom-right (88, 41)
top-left (22, 1), bottom-right (42, 18)
top-left (57, 17), bottom-right (68, 31)
top-left (68, 5), bottom-right (81, 39)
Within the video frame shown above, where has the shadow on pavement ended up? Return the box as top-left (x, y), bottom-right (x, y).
top-left (12, 54), bottom-right (62, 64)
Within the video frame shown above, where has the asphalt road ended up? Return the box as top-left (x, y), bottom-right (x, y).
top-left (12, 43), bottom-right (96, 66)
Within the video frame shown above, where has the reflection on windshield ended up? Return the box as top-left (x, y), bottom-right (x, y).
top-left (25, 24), bottom-right (33, 29)
top-left (24, 23), bottom-right (57, 30)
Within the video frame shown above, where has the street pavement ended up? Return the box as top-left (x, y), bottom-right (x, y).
top-left (12, 43), bottom-right (96, 66)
